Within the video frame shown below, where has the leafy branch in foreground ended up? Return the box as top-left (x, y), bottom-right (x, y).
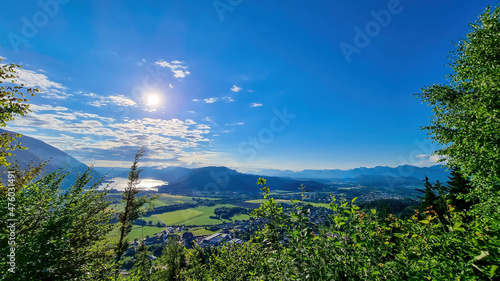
top-left (180, 177), bottom-right (498, 280)
top-left (0, 166), bottom-right (115, 281)
top-left (0, 56), bottom-right (39, 167)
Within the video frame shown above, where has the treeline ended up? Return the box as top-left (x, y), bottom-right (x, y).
top-left (358, 198), bottom-right (418, 219)
top-left (142, 203), bottom-right (198, 216)
top-left (211, 206), bottom-right (249, 220)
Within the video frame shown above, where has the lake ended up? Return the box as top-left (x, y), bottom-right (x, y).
top-left (100, 177), bottom-right (167, 191)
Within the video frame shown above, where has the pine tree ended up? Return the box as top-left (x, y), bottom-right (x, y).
top-left (416, 176), bottom-right (438, 211)
top-left (446, 167), bottom-right (477, 212)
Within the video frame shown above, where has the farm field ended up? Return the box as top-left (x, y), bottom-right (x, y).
top-left (178, 227), bottom-right (217, 237)
top-left (107, 224), bottom-right (219, 242)
top-left (152, 204), bottom-right (241, 226)
top-left (109, 193), bottom-right (212, 211)
top-left (107, 225), bottom-right (164, 242)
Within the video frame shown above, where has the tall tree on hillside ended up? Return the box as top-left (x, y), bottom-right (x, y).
top-left (416, 176), bottom-right (438, 210)
top-left (114, 148), bottom-right (156, 279)
top-left (416, 177), bottom-right (448, 219)
top-left (416, 6), bottom-right (500, 277)
top-left (415, 6), bottom-right (500, 199)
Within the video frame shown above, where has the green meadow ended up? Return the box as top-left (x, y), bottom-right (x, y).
top-left (153, 204), bottom-right (248, 226)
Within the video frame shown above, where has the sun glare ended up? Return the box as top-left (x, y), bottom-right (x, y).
top-left (147, 94), bottom-right (160, 107)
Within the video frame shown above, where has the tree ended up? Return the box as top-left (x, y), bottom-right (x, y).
top-left (130, 243), bottom-right (152, 281)
top-left (416, 176), bottom-right (437, 209)
top-left (416, 6), bottom-right (500, 278)
top-left (182, 232), bottom-right (194, 248)
top-left (151, 236), bottom-right (186, 281)
top-left (0, 168), bottom-right (115, 280)
top-left (0, 57), bottom-right (38, 167)
top-left (416, 7), bottom-right (500, 198)
top-left (114, 148), bottom-right (157, 278)
top-left (446, 167), bottom-right (477, 212)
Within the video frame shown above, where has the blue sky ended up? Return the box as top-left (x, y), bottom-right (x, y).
top-left (0, 0), bottom-right (496, 171)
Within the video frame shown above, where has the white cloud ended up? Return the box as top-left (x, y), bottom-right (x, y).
top-left (8, 108), bottom-right (212, 165)
top-left (410, 154), bottom-right (447, 167)
top-left (90, 100), bottom-right (104, 107)
top-left (231, 85), bottom-right (242, 92)
top-left (204, 97), bottom-right (219, 104)
top-left (185, 119), bottom-right (196, 125)
top-left (86, 93), bottom-right (136, 107)
top-left (30, 104), bottom-right (69, 112)
top-left (222, 96), bottom-right (234, 102)
top-left (225, 122), bottom-right (245, 126)
top-left (155, 60), bottom-right (190, 78)
top-left (169, 84), bottom-right (173, 88)
top-left (192, 99), bottom-right (200, 102)
top-left (0, 55), bottom-right (6, 61)
top-left (429, 154), bottom-right (446, 163)
top-left (251, 103), bottom-right (263, 107)
top-left (10, 67), bottom-right (70, 99)
top-left (109, 95), bottom-right (137, 107)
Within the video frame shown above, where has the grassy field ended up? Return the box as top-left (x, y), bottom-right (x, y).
top-left (108, 211), bottom-right (235, 241)
top-left (178, 227), bottom-right (217, 237)
top-left (109, 193), bottom-right (201, 211)
top-left (153, 204), bottom-right (241, 226)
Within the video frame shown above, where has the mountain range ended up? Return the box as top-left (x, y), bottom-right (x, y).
top-left (0, 129), bottom-right (103, 187)
top-left (249, 164), bottom-right (449, 183)
top-left (2, 130), bottom-right (450, 194)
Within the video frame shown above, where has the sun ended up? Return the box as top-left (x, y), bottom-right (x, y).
top-left (146, 93), bottom-right (160, 107)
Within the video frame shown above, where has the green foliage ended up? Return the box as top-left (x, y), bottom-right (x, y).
top-left (415, 177), bottom-right (448, 221)
top-left (446, 167), bottom-right (478, 214)
top-left (0, 166), bottom-right (115, 281)
top-left (213, 206), bottom-right (249, 219)
top-left (0, 57), bottom-right (39, 167)
top-left (359, 198), bottom-right (418, 219)
top-left (115, 148), bottom-right (158, 278)
top-left (415, 6), bottom-right (500, 197)
top-left (416, 6), bottom-right (500, 277)
top-left (151, 236), bottom-right (186, 281)
top-left (182, 178), bottom-right (498, 280)
top-left (130, 244), bottom-right (152, 281)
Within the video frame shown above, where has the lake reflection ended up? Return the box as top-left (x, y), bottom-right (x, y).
top-left (101, 177), bottom-right (167, 191)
